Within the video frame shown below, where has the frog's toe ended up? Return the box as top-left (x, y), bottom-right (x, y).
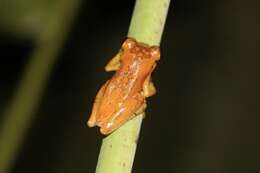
top-left (87, 116), bottom-right (97, 127)
top-left (100, 122), bottom-right (114, 135)
top-left (87, 120), bottom-right (95, 127)
top-left (100, 127), bottom-right (110, 135)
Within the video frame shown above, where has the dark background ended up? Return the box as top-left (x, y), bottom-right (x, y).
top-left (0, 0), bottom-right (259, 172)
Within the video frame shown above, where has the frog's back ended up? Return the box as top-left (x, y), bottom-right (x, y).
top-left (96, 68), bottom-right (141, 122)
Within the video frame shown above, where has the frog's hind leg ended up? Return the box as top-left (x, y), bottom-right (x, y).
top-left (100, 94), bottom-right (144, 135)
top-left (134, 101), bottom-right (147, 115)
top-left (105, 51), bottom-right (121, 72)
top-left (87, 82), bottom-right (108, 127)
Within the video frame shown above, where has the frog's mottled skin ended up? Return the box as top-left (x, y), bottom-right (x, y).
top-left (87, 38), bottom-right (160, 135)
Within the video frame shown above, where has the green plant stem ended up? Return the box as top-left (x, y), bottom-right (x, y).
top-left (0, 1), bottom-right (80, 173)
top-left (95, 0), bottom-right (171, 173)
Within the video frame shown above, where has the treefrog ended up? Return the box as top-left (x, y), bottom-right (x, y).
top-left (87, 37), bottom-right (160, 135)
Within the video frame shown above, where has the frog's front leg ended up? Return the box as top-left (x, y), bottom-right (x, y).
top-left (142, 74), bottom-right (156, 97)
top-left (87, 81), bottom-right (108, 127)
top-left (105, 51), bottom-right (121, 72)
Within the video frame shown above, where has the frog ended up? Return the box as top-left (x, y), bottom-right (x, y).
top-left (87, 37), bottom-right (160, 135)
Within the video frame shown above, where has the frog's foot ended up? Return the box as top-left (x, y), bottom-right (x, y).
top-left (99, 113), bottom-right (121, 135)
top-left (100, 123), bottom-right (113, 135)
top-left (105, 51), bottom-right (121, 71)
top-left (87, 82), bottom-right (107, 127)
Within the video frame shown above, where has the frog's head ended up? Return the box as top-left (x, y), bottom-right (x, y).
top-left (122, 37), bottom-right (160, 61)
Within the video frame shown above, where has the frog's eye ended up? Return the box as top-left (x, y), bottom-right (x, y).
top-left (122, 37), bottom-right (136, 50)
top-left (150, 46), bottom-right (160, 60)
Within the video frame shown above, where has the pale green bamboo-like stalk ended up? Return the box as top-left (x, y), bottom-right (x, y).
top-left (95, 0), bottom-right (171, 173)
top-left (0, 1), bottom-right (80, 173)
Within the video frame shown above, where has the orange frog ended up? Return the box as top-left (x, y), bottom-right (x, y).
top-left (87, 37), bottom-right (160, 135)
